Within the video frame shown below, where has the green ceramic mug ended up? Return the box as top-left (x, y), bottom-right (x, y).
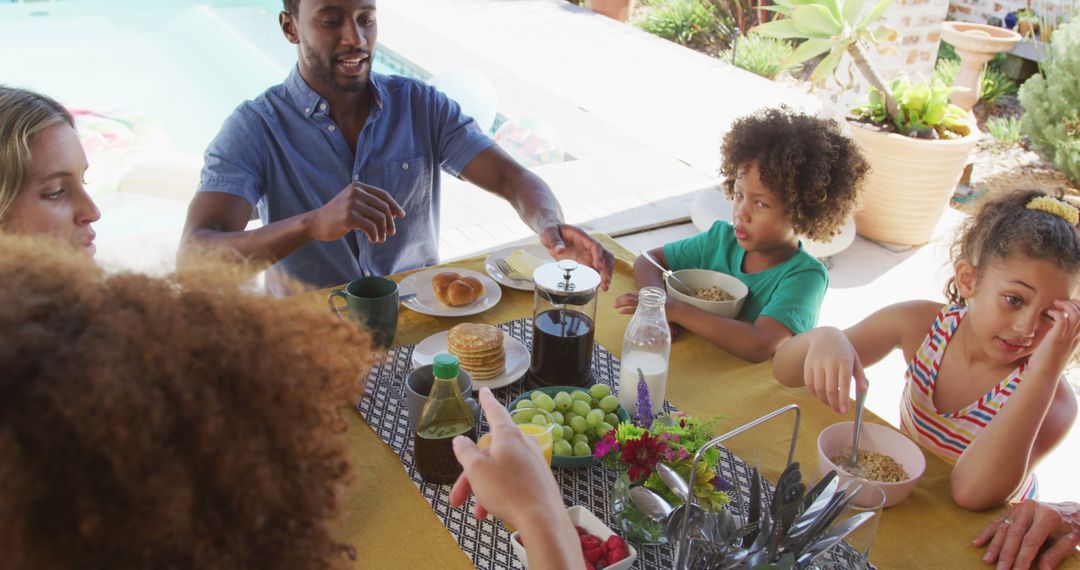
top-left (327, 276), bottom-right (399, 348)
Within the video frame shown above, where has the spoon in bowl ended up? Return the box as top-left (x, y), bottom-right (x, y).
top-left (640, 250), bottom-right (695, 297)
top-left (839, 385), bottom-right (868, 477)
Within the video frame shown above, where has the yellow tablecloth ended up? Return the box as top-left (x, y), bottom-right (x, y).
top-left (304, 234), bottom-right (1074, 569)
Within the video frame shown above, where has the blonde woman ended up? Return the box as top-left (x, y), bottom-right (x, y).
top-left (0, 86), bottom-right (100, 253)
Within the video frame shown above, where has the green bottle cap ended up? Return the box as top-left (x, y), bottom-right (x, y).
top-left (432, 353), bottom-right (460, 379)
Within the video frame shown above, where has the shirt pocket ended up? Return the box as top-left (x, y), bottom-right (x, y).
top-left (380, 156), bottom-right (433, 216)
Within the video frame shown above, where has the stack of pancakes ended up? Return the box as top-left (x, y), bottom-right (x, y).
top-left (447, 323), bottom-right (505, 381)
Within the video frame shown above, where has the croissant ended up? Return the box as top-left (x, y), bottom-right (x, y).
top-left (432, 272), bottom-right (484, 306)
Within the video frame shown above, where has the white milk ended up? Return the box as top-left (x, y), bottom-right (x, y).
top-left (618, 351), bottom-right (668, 416)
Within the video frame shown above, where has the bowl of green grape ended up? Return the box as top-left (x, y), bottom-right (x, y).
top-left (508, 384), bottom-right (630, 469)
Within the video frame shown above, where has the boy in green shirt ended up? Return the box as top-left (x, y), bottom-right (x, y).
top-left (615, 108), bottom-right (869, 362)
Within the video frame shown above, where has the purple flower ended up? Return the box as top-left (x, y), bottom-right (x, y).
top-left (634, 368), bottom-right (653, 428)
top-left (711, 475), bottom-right (734, 492)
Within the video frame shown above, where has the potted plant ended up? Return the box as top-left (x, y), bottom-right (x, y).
top-left (1015, 8), bottom-right (1040, 38)
top-left (754, 0), bottom-right (982, 245)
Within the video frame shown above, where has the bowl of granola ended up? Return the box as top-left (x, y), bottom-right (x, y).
top-left (817, 421), bottom-right (926, 508)
top-left (665, 269), bottom-right (749, 318)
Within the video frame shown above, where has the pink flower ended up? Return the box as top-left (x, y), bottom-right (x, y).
top-left (594, 432), bottom-right (619, 460)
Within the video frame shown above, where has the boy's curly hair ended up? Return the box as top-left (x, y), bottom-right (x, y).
top-left (720, 107), bottom-right (869, 241)
top-left (945, 189), bottom-right (1080, 305)
top-left (0, 234), bottom-right (371, 570)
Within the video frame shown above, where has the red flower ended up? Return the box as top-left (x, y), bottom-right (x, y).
top-left (621, 431), bottom-right (664, 483)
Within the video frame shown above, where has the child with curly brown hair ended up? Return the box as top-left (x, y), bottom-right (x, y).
top-left (615, 107), bottom-right (869, 362)
top-left (774, 190), bottom-right (1080, 511)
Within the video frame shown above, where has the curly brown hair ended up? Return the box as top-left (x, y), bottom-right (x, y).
top-left (720, 107), bottom-right (869, 242)
top-left (0, 234), bottom-right (371, 569)
top-left (945, 190), bottom-right (1080, 305)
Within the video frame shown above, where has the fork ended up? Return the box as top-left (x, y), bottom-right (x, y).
top-left (494, 257), bottom-right (532, 283)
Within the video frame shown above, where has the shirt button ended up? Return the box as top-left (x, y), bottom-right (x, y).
top-left (319, 103), bottom-right (327, 111)
top-left (304, 107), bottom-right (311, 114)
top-left (354, 174), bottom-right (360, 181)
top-left (328, 125), bottom-right (336, 132)
top-left (401, 162), bottom-right (409, 170)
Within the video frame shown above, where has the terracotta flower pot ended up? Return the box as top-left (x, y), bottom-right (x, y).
top-left (587, 0), bottom-right (635, 21)
top-left (849, 120), bottom-right (980, 246)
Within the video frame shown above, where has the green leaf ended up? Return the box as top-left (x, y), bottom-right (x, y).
top-left (759, 5), bottom-right (792, 14)
top-left (753, 18), bottom-right (819, 39)
top-left (822, 0), bottom-right (844, 24)
top-left (841, 0), bottom-right (868, 26)
top-left (791, 4), bottom-right (844, 36)
top-left (857, 0), bottom-right (894, 30)
top-left (809, 46), bottom-right (845, 83)
top-left (783, 38), bottom-right (834, 65)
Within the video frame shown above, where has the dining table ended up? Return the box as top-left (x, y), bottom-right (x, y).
top-left (300, 233), bottom-right (1062, 569)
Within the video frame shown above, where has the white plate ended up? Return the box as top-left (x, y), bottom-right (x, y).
top-left (411, 330), bottom-right (530, 389)
top-left (483, 243), bottom-right (554, 291)
top-left (398, 268), bottom-right (502, 317)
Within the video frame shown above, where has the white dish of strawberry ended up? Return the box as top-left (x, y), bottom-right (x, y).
top-left (510, 505), bottom-right (638, 569)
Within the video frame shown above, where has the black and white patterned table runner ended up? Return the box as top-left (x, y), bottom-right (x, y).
top-left (357, 318), bottom-right (869, 569)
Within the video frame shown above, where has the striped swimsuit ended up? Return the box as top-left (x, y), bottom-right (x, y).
top-left (898, 305), bottom-right (1037, 500)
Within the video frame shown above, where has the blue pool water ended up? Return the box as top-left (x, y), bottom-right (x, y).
top-left (0, 0), bottom-right (428, 155)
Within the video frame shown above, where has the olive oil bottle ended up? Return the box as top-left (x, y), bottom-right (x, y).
top-left (414, 354), bottom-right (476, 484)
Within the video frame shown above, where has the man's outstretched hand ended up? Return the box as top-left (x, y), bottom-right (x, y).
top-left (540, 224), bottom-right (615, 290)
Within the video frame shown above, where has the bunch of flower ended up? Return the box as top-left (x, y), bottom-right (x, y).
top-left (594, 370), bottom-right (731, 511)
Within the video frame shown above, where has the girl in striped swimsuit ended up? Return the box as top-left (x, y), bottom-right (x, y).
top-left (774, 190), bottom-right (1079, 512)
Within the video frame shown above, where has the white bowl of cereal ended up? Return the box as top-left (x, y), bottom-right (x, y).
top-left (817, 421), bottom-right (926, 508)
top-left (665, 269), bottom-right (749, 319)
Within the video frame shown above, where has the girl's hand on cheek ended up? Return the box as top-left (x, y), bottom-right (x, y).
top-left (1028, 298), bottom-right (1080, 377)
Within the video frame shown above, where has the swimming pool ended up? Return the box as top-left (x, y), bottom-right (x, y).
top-left (0, 0), bottom-right (429, 156)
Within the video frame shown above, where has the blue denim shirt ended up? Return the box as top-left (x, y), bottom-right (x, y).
top-left (198, 66), bottom-right (494, 293)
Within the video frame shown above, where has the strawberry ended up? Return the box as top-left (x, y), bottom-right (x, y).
top-left (580, 534), bottom-right (602, 550)
top-left (583, 546), bottom-right (604, 563)
top-left (585, 563), bottom-right (595, 570)
top-left (605, 534), bottom-right (627, 551)
top-left (606, 546), bottom-right (629, 564)
top-left (576, 525), bottom-right (588, 535)
top-left (595, 561), bottom-right (607, 570)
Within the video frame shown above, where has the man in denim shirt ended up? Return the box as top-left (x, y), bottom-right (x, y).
top-left (182, 0), bottom-right (613, 294)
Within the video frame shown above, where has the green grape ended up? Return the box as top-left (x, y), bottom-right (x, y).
top-left (586, 408), bottom-right (604, 427)
top-left (515, 399), bottom-right (536, 410)
top-left (599, 395), bottom-right (619, 413)
top-left (553, 440), bottom-right (573, 457)
top-left (605, 413), bottom-right (620, 426)
top-left (596, 421), bottom-right (615, 436)
top-left (551, 411), bottom-right (564, 426)
top-left (533, 393), bottom-right (556, 412)
top-left (571, 400), bottom-right (591, 417)
top-left (563, 412), bottom-right (579, 425)
top-left (551, 424), bottom-right (564, 441)
top-left (570, 415), bottom-right (588, 434)
top-left (590, 383), bottom-right (612, 399)
top-left (553, 391), bottom-right (573, 412)
top-left (512, 409), bottom-right (536, 424)
top-left (573, 441), bottom-right (592, 457)
top-left (571, 433), bottom-right (589, 447)
top-left (531, 414), bottom-right (550, 427)
top-left (571, 390), bottom-right (591, 403)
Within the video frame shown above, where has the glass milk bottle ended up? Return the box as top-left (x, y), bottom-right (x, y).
top-left (618, 287), bottom-right (671, 416)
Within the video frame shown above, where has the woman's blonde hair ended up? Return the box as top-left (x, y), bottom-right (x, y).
top-left (0, 86), bottom-right (74, 219)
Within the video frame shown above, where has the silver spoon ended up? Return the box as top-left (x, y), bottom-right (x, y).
top-left (629, 486), bottom-right (673, 522)
top-left (839, 385), bottom-right (868, 477)
top-left (657, 463), bottom-right (690, 503)
top-left (640, 250), bottom-right (695, 296)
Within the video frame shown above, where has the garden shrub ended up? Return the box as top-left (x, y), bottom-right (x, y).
top-left (720, 33), bottom-right (801, 79)
top-left (636, 0), bottom-right (732, 49)
top-left (1019, 18), bottom-right (1080, 185)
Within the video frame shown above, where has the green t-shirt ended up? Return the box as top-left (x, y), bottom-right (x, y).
top-left (662, 220), bottom-right (827, 334)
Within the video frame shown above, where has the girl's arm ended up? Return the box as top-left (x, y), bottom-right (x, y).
top-left (772, 301), bottom-right (941, 413)
top-left (949, 300), bottom-right (1080, 510)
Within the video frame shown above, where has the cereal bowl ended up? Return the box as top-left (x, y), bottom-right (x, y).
top-left (817, 421), bottom-right (926, 508)
top-left (665, 269), bottom-right (748, 318)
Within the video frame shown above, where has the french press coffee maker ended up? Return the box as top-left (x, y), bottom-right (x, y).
top-left (529, 259), bottom-right (601, 388)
